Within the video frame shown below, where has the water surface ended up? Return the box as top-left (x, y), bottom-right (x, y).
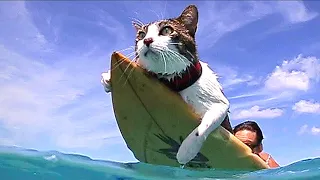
top-left (1, 146), bottom-right (319, 180)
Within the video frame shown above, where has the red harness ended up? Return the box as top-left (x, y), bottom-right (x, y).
top-left (156, 61), bottom-right (202, 92)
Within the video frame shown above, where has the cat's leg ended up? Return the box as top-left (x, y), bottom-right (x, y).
top-left (176, 101), bottom-right (229, 165)
top-left (101, 70), bottom-right (112, 93)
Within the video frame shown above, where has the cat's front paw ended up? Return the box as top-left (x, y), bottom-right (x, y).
top-left (176, 128), bottom-right (206, 165)
top-left (101, 70), bottom-right (112, 93)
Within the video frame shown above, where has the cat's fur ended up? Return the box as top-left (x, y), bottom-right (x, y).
top-left (101, 5), bottom-right (232, 165)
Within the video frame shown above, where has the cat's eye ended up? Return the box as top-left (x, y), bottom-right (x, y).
top-left (138, 31), bottom-right (146, 40)
top-left (160, 26), bottom-right (174, 36)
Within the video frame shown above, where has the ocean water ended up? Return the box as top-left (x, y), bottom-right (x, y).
top-left (1, 146), bottom-right (319, 180)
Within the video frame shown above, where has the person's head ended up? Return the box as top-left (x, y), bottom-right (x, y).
top-left (233, 121), bottom-right (264, 154)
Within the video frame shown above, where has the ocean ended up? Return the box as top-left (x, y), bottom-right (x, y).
top-left (1, 146), bottom-right (319, 180)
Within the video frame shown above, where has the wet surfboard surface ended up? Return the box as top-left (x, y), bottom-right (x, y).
top-left (109, 52), bottom-right (269, 170)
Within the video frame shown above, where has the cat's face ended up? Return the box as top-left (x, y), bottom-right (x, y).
top-left (133, 5), bottom-right (199, 77)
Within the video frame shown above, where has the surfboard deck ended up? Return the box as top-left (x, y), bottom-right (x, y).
top-left (109, 52), bottom-right (269, 170)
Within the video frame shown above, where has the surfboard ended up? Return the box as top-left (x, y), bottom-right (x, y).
top-left (109, 52), bottom-right (269, 170)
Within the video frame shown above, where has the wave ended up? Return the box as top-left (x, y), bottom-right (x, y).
top-left (1, 146), bottom-right (319, 180)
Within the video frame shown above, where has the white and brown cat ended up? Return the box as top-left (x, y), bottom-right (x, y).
top-left (101, 5), bottom-right (233, 165)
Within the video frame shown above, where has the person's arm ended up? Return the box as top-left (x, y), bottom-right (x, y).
top-left (267, 155), bottom-right (280, 168)
top-left (259, 152), bottom-right (280, 168)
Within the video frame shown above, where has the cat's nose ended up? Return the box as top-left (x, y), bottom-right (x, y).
top-left (143, 38), bottom-right (154, 47)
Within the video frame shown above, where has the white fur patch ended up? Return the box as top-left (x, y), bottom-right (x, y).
top-left (176, 61), bottom-right (230, 165)
top-left (136, 23), bottom-right (191, 76)
top-left (179, 62), bottom-right (228, 116)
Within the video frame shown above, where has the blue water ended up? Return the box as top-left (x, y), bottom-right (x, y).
top-left (0, 146), bottom-right (319, 180)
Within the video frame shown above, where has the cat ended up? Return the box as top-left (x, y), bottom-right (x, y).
top-left (101, 5), bottom-right (233, 165)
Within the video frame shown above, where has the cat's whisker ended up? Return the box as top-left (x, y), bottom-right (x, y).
top-left (186, 50), bottom-right (196, 62)
top-left (151, 45), bottom-right (184, 67)
top-left (116, 46), bottom-right (135, 54)
top-left (164, 52), bottom-right (176, 75)
top-left (112, 51), bottom-right (135, 67)
top-left (111, 59), bottom-right (125, 70)
top-left (111, 51), bottom-right (137, 71)
top-left (158, 43), bottom-right (190, 68)
top-left (145, 46), bottom-right (170, 74)
top-left (123, 64), bottom-right (135, 87)
top-left (159, 8), bottom-right (164, 20)
top-left (159, 51), bottom-right (167, 73)
top-left (163, 1), bottom-right (168, 19)
top-left (150, 45), bottom-right (164, 51)
top-left (169, 49), bottom-right (196, 69)
top-left (118, 47), bottom-right (136, 58)
top-left (171, 50), bottom-right (198, 84)
top-left (160, 51), bottom-right (175, 74)
top-left (149, 46), bottom-right (169, 73)
top-left (155, 48), bottom-right (197, 104)
top-left (118, 51), bottom-right (141, 85)
top-left (118, 61), bottom-right (133, 85)
top-left (165, 49), bottom-right (190, 68)
top-left (121, 52), bottom-right (141, 86)
top-left (130, 17), bottom-right (145, 26)
top-left (168, 42), bottom-right (183, 45)
top-left (185, 62), bottom-right (192, 84)
top-left (122, 51), bottom-right (137, 59)
top-left (149, 9), bottom-right (162, 22)
top-left (131, 49), bottom-right (142, 62)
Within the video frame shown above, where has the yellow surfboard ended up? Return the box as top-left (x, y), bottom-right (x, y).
top-left (109, 52), bottom-right (269, 170)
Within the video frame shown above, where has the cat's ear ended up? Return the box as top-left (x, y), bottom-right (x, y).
top-left (132, 21), bottom-right (142, 31)
top-left (178, 5), bottom-right (198, 37)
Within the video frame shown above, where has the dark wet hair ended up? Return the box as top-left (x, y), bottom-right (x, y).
top-left (233, 121), bottom-right (264, 145)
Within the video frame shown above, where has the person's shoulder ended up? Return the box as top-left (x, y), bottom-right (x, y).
top-left (259, 152), bottom-right (270, 160)
top-left (259, 152), bottom-right (280, 168)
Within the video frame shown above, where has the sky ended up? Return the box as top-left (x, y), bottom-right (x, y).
top-left (0, 1), bottom-right (320, 167)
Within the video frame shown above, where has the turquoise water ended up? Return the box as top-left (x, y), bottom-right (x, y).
top-left (1, 146), bottom-right (319, 180)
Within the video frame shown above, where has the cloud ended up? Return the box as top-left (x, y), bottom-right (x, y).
top-left (190, 1), bottom-right (319, 112)
top-left (223, 74), bottom-right (255, 88)
top-left (197, 1), bottom-right (273, 48)
top-left (232, 105), bottom-right (284, 120)
top-left (265, 67), bottom-right (310, 91)
top-left (0, 1), bottom-right (129, 151)
top-left (275, 1), bottom-right (318, 24)
top-left (228, 91), bottom-right (265, 100)
top-left (196, 1), bottom-right (317, 48)
top-left (264, 54), bottom-right (320, 92)
top-left (55, 128), bottom-right (122, 149)
top-left (298, 125), bottom-right (320, 135)
top-left (298, 124), bottom-right (309, 135)
top-left (292, 100), bottom-right (320, 114)
top-left (0, 43), bottom-right (120, 149)
top-left (230, 54), bottom-right (320, 112)
top-left (0, 1), bottom-right (52, 54)
top-left (311, 127), bottom-right (320, 135)
top-left (249, 1), bottom-right (318, 39)
top-left (214, 66), bottom-right (260, 90)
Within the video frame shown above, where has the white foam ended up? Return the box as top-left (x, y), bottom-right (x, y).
top-left (44, 154), bottom-right (57, 162)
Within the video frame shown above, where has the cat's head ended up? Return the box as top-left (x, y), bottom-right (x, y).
top-left (133, 5), bottom-right (199, 77)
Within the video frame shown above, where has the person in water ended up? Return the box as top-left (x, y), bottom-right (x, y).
top-left (233, 120), bottom-right (280, 168)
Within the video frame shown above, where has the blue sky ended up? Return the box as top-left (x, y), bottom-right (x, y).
top-left (0, 1), bottom-right (320, 167)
